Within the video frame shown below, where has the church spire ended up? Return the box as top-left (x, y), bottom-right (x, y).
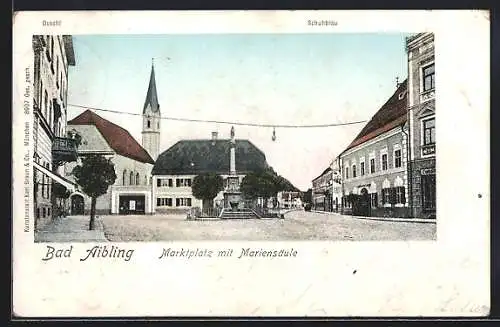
top-left (143, 59), bottom-right (160, 114)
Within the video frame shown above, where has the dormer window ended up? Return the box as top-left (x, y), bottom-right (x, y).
top-left (398, 91), bottom-right (406, 100)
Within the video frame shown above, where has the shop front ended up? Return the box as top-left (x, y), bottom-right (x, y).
top-left (111, 185), bottom-right (153, 214)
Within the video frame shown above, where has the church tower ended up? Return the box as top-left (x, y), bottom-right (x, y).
top-left (142, 60), bottom-right (161, 161)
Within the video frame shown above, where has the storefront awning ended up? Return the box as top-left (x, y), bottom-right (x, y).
top-left (33, 161), bottom-right (76, 192)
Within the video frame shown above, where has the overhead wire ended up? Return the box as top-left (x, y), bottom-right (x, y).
top-left (68, 103), bottom-right (368, 129)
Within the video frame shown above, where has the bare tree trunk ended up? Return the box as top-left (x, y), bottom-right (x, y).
top-left (89, 196), bottom-right (97, 230)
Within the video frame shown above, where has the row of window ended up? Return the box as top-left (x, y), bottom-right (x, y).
top-left (36, 206), bottom-right (51, 219)
top-left (341, 187), bottom-right (406, 208)
top-left (345, 149), bottom-right (402, 180)
top-left (156, 178), bottom-right (192, 187)
top-left (37, 161), bottom-right (51, 199)
top-left (122, 170), bottom-right (150, 186)
top-left (38, 36), bottom-right (67, 137)
top-left (156, 197), bottom-right (192, 207)
top-left (44, 36), bottom-right (66, 101)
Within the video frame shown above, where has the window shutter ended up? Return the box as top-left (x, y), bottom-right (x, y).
top-left (156, 198), bottom-right (161, 206)
top-left (176, 198), bottom-right (180, 206)
top-left (381, 190), bottom-right (386, 204)
top-left (176, 179), bottom-right (180, 187)
top-left (389, 188), bottom-right (396, 204)
top-left (401, 187), bottom-right (406, 204)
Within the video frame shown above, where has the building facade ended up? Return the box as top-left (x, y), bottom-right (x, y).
top-left (331, 157), bottom-right (343, 212)
top-left (311, 167), bottom-right (334, 212)
top-left (32, 35), bottom-right (78, 229)
top-left (406, 33), bottom-right (436, 219)
top-left (151, 136), bottom-right (269, 214)
top-left (277, 191), bottom-right (302, 209)
top-left (65, 110), bottom-right (155, 215)
top-left (340, 81), bottom-right (410, 217)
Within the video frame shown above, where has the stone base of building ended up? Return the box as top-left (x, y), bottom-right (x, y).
top-left (342, 206), bottom-right (411, 218)
top-left (370, 207), bottom-right (411, 218)
top-left (34, 216), bottom-right (53, 231)
top-left (155, 208), bottom-right (191, 215)
top-left (410, 158), bottom-right (436, 219)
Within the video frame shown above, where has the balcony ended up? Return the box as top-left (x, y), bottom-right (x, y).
top-left (421, 143), bottom-right (435, 156)
top-left (52, 137), bottom-right (78, 164)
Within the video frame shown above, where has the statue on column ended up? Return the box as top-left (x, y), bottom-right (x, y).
top-left (230, 126), bottom-right (235, 144)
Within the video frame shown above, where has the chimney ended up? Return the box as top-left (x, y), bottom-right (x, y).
top-left (212, 131), bottom-right (218, 145)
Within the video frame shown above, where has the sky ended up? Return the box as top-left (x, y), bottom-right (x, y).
top-left (67, 33), bottom-right (410, 191)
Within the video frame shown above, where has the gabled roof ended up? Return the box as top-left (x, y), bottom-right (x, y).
top-left (312, 167), bottom-right (332, 182)
top-left (152, 139), bottom-right (268, 175)
top-left (342, 79), bottom-right (408, 154)
top-left (143, 63), bottom-right (160, 114)
top-left (68, 110), bottom-right (155, 164)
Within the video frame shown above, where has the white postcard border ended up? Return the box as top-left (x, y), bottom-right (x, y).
top-left (12, 10), bottom-right (490, 317)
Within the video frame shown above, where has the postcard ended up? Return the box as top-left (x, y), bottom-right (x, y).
top-left (12, 10), bottom-right (490, 317)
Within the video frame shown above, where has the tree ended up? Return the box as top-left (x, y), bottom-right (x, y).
top-left (72, 155), bottom-right (116, 230)
top-left (240, 173), bottom-right (261, 200)
top-left (191, 173), bottom-right (224, 210)
top-left (303, 188), bottom-right (312, 204)
top-left (52, 182), bottom-right (71, 215)
top-left (241, 171), bottom-right (276, 208)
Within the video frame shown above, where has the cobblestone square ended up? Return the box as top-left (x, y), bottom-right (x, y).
top-left (101, 210), bottom-right (436, 242)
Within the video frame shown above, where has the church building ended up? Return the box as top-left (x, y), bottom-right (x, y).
top-left (64, 62), bottom-right (161, 215)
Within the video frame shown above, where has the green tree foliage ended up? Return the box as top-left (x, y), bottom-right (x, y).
top-left (191, 173), bottom-right (224, 209)
top-left (52, 182), bottom-right (71, 215)
top-left (303, 188), bottom-right (313, 204)
top-left (52, 182), bottom-right (71, 200)
top-left (72, 155), bottom-right (116, 230)
top-left (241, 167), bottom-right (299, 207)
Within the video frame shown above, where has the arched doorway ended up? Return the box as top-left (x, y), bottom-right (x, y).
top-left (359, 188), bottom-right (371, 217)
top-left (71, 194), bottom-right (84, 215)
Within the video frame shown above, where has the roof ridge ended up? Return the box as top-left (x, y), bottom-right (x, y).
top-left (152, 138), bottom-right (268, 175)
top-left (341, 80), bottom-right (408, 154)
top-left (68, 109), bottom-right (154, 164)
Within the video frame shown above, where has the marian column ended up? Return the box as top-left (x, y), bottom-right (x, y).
top-left (224, 126), bottom-right (242, 210)
top-left (230, 126), bottom-right (236, 175)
